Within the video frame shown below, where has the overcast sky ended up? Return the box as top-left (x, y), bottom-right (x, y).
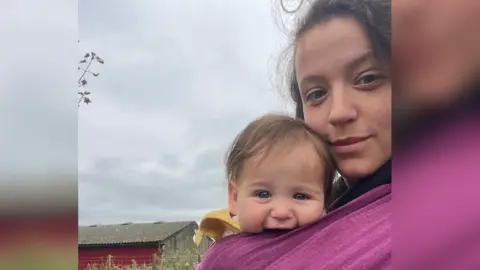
top-left (77, 0), bottom-right (298, 225)
top-left (0, 0), bottom-right (78, 215)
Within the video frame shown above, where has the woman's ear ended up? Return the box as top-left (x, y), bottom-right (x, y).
top-left (227, 181), bottom-right (238, 216)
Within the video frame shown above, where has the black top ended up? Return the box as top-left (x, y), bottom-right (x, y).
top-left (328, 159), bottom-right (391, 211)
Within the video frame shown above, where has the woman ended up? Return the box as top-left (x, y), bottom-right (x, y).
top-left (197, 0), bottom-right (391, 269)
top-left (291, 0), bottom-right (391, 210)
top-left (393, 0), bottom-right (480, 269)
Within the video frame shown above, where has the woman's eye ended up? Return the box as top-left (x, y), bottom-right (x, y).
top-left (255, 190), bottom-right (271, 199)
top-left (305, 89), bottom-right (327, 102)
top-left (293, 193), bottom-right (309, 200)
top-left (356, 74), bottom-right (382, 85)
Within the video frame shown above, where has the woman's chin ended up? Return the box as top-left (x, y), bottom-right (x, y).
top-left (338, 159), bottom-right (383, 182)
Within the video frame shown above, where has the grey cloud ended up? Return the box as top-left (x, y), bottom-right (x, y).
top-left (158, 154), bottom-right (182, 169)
top-left (79, 151), bottom-right (227, 225)
top-left (0, 0), bottom-right (77, 175)
top-left (78, 0), bottom-right (293, 225)
top-left (79, 0), bottom-right (284, 111)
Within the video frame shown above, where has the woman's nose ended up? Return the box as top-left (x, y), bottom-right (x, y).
top-left (328, 89), bottom-right (357, 126)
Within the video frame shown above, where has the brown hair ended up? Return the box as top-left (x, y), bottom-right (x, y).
top-left (225, 113), bottom-right (336, 204)
top-left (280, 0), bottom-right (391, 119)
top-left (273, 0), bottom-right (391, 205)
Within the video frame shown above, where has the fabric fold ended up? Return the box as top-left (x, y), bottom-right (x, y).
top-left (197, 184), bottom-right (391, 270)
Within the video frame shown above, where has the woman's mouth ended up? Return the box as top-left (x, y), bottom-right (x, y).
top-left (331, 136), bottom-right (370, 154)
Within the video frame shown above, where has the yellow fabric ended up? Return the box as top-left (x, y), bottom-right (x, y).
top-left (194, 208), bottom-right (241, 246)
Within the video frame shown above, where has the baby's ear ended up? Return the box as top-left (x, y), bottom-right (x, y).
top-left (227, 181), bottom-right (238, 216)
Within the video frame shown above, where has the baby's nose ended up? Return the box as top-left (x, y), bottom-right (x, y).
top-left (270, 205), bottom-right (293, 220)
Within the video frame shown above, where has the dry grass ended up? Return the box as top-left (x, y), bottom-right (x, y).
top-left (86, 248), bottom-right (204, 270)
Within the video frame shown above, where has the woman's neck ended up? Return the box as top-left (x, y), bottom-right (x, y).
top-left (328, 159), bottom-right (391, 211)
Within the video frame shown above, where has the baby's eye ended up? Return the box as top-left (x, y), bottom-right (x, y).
top-left (293, 193), bottom-right (309, 200)
top-left (255, 190), bottom-right (271, 199)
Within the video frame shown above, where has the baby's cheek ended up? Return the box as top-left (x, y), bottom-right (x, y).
top-left (297, 203), bottom-right (325, 226)
top-left (238, 201), bottom-right (266, 233)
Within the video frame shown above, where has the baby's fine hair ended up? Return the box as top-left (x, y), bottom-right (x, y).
top-left (225, 113), bottom-right (336, 204)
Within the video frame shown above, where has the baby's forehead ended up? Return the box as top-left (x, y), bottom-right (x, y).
top-left (253, 140), bottom-right (325, 163)
top-left (245, 147), bottom-right (326, 175)
top-left (241, 173), bottom-right (324, 189)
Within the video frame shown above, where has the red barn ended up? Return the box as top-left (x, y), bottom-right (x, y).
top-left (78, 221), bottom-right (204, 269)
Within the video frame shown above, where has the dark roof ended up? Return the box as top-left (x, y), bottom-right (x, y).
top-left (79, 221), bottom-right (196, 245)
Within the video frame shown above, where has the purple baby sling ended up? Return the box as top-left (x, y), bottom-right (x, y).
top-left (197, 184), bottom-right (391, 270)
top-left (394, 112), bottom-right (480, 269)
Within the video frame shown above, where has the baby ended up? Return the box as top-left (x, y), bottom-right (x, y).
top-left (194, 114), bottom-right (336, 245)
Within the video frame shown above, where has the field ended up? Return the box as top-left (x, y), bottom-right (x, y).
top-left (85, 248), bottom-right (204, 270)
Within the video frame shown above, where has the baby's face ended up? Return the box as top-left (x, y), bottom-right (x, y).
top-left (228, 142), bottom-right (327, 233)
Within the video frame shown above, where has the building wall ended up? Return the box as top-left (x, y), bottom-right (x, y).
top-left (78, 223), bottom-right (214, 269)
top-left (78, 244), bottom-right (160, 270)
top-left (161, 223), bottom-right (213, 259)
top-left (162, 223), bottom-right (196, 254)
top-left (196, 234), bottom-right (214, 255)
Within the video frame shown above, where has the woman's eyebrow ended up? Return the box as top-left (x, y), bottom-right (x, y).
top-left (346, 51), bottom-right (374, 71)
top-left (298, 75), bottom-right (326, 90)
top-left (298, 51), bottom-right (374, 91)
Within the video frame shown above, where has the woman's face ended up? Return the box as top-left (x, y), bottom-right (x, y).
top-left (294, 17), bottom-right (391, 180)
top-left (393, 0), bottom-right (480, 109)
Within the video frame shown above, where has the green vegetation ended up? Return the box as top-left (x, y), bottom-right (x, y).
top-left (86, 248), bottom-right (204, 270)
